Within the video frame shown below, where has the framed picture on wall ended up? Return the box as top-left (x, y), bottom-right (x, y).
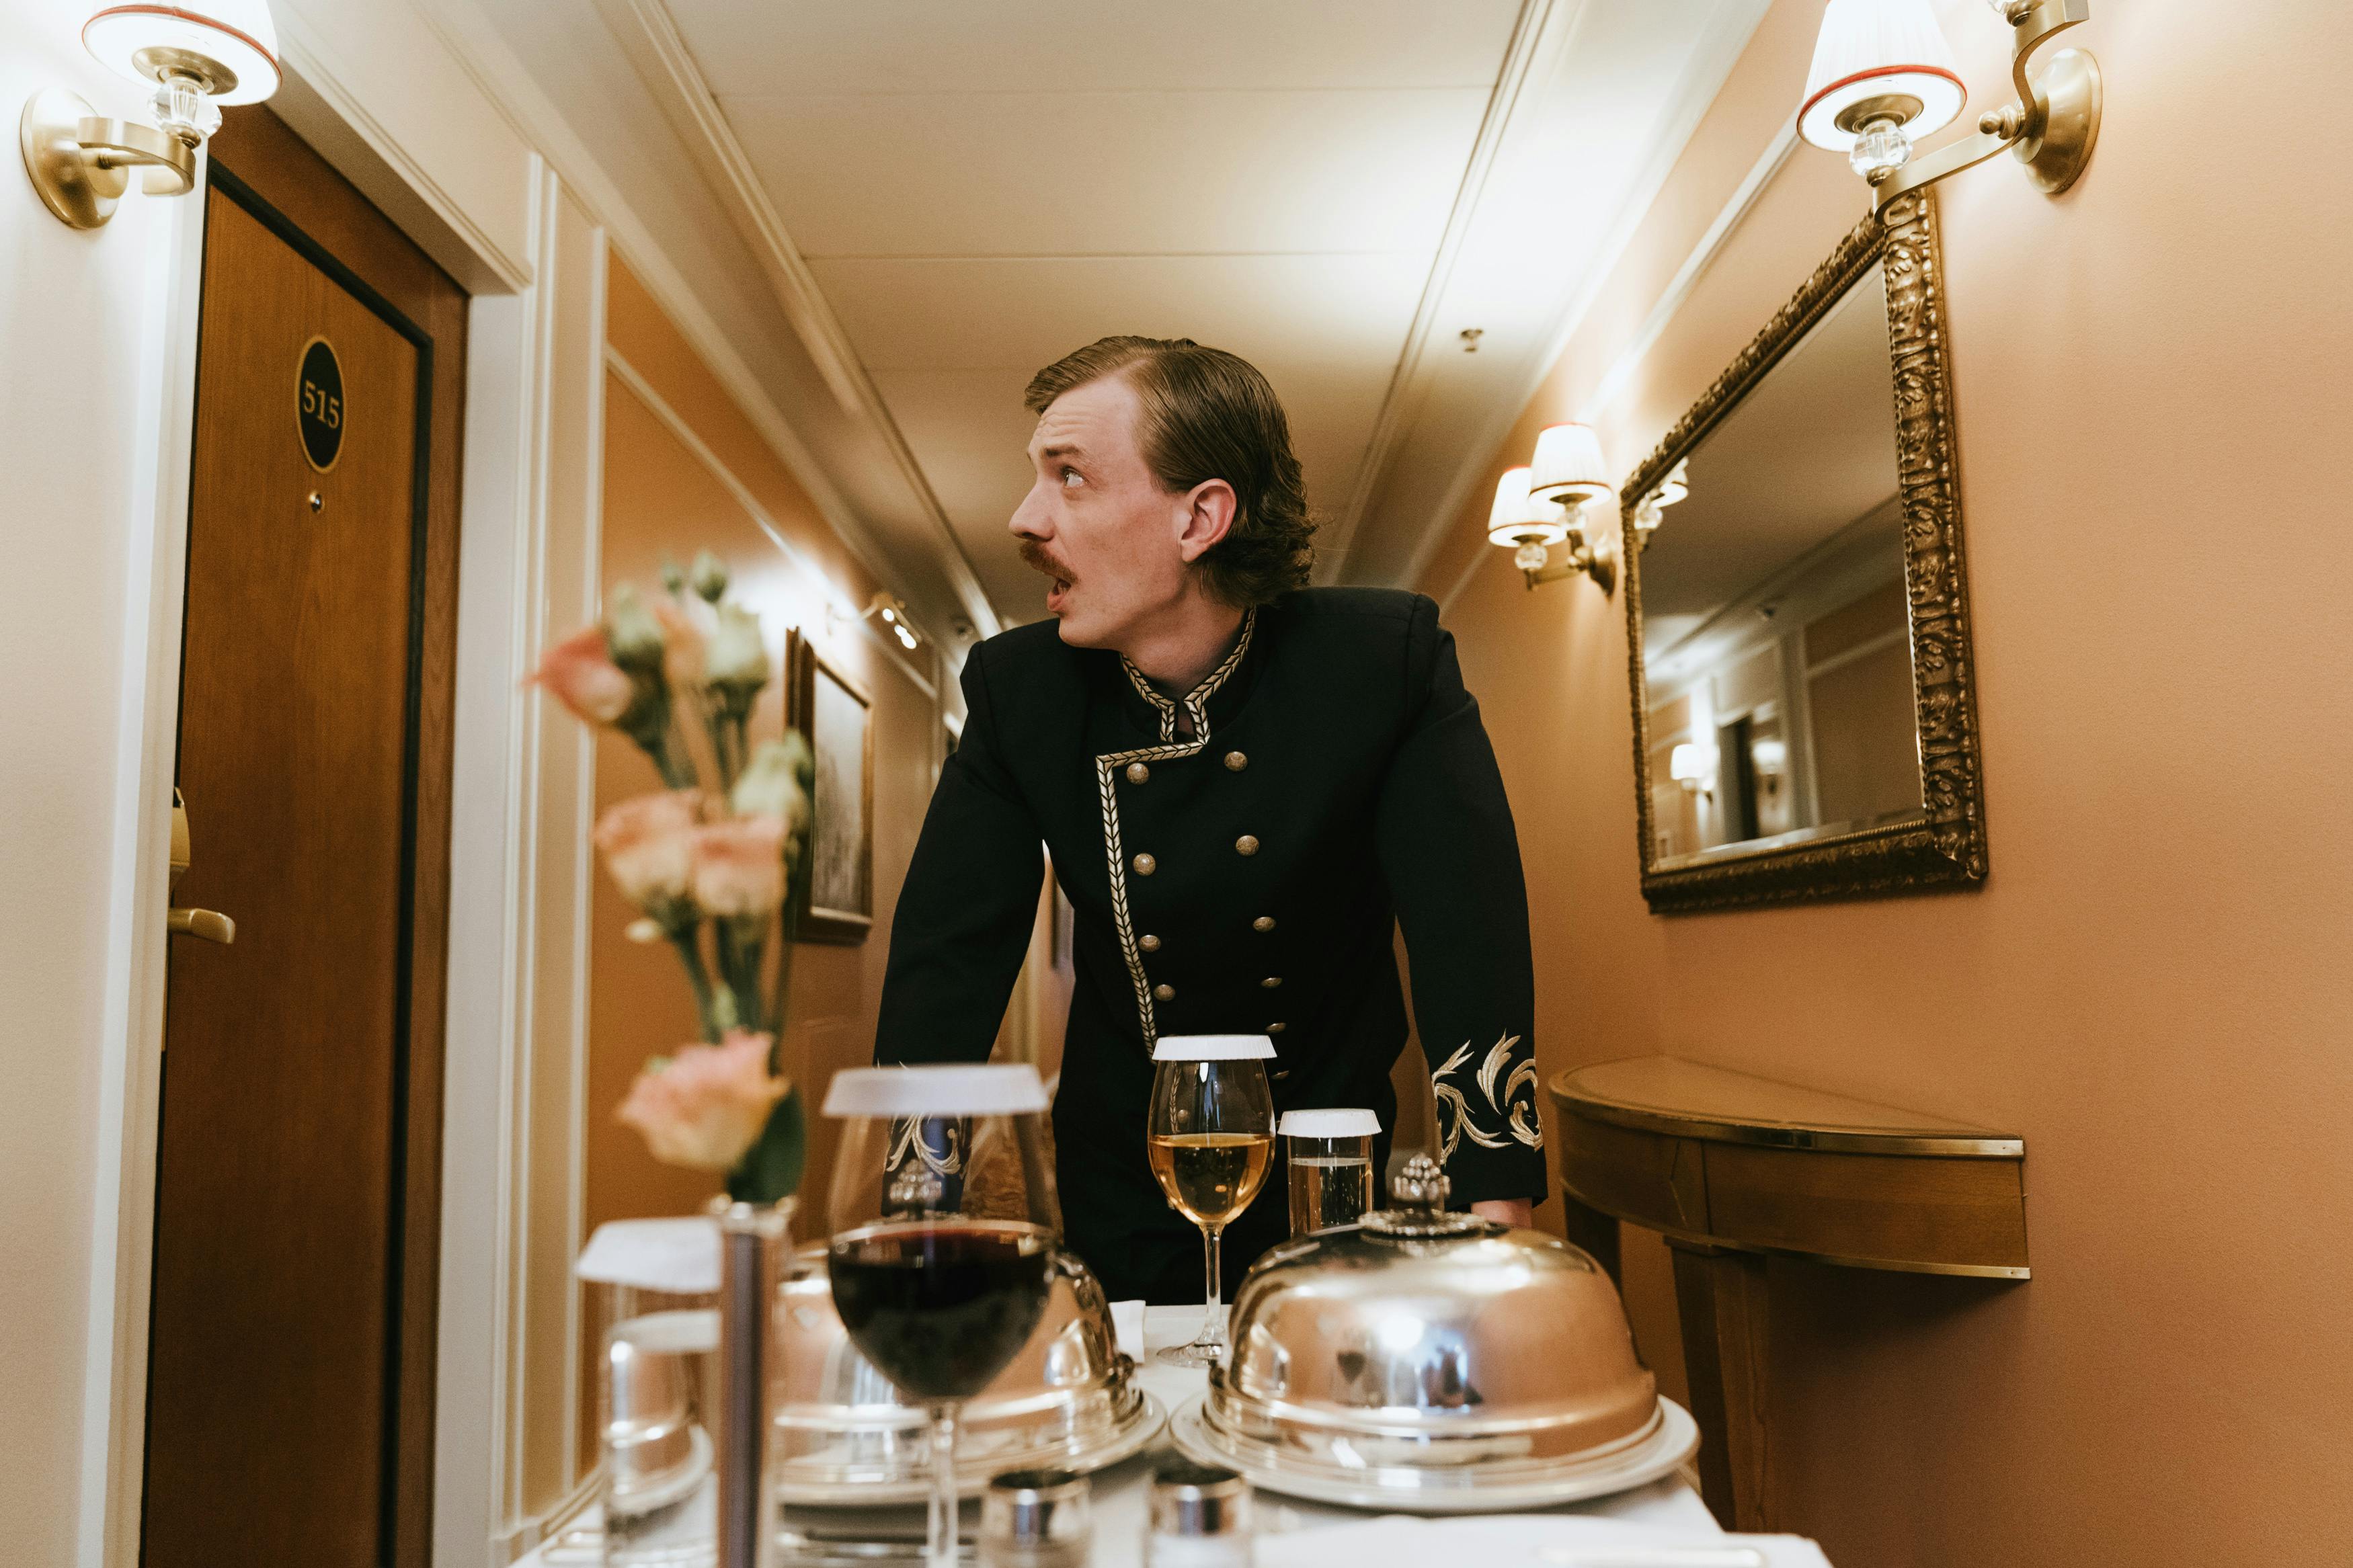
top-left (787, 630), bottom-right (874, 945)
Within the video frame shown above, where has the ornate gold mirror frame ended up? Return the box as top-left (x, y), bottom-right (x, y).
top-left (1620, 191), bottom-right (1988, 912)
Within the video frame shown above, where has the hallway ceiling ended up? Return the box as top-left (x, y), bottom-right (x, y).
top-left (557, 0), bottom-right (1770, 634)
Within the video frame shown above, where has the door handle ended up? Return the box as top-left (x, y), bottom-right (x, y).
top-left (167, 787), bottom-right (235, 944)
top-left (167, 907), bottom-right (236, 944)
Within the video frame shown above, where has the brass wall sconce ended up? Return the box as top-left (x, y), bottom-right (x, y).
top-left (1669, 743), bottom-right (1716, 800)
top-left (20, 0), bottom-right (280, 230)
top-left (835, 590), bottom-right (921, 652)
top-left (1486, 421), bottom-right (1618, 594)
top-left (1630, 459), bottom-right (1688, 553)
top-left (1800, 0), bottom-right (2100, 218)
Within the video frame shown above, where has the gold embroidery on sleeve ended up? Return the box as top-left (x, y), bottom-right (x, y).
top-left (1433, 1033), bottom-right (1543, 1162)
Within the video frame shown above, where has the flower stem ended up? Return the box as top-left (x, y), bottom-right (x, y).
top-left (669, 926), bottom-right (721, 1042)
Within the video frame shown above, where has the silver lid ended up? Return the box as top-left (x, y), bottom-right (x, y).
top-left (982, 1468), bottom-right (1090, 1546)
top-left (1201, 1154), bottom-right (1659, 1479)
top-left (1148, 1459), bottom-right (1250, 1536)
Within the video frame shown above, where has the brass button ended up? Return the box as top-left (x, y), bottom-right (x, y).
top-left (1153, 983), bottom-right (1175, 1002)
top-left (1125, 762), bottom-right (1150, 784)
top-left (1252, 915), bottom-right (1275, 933)
top-left (1273, 1069), bottom-right (1291, 1081)
top-left (1140, 934), bottom-right (1161, 952)
top-left (1225, 751), bottom-right (1248, 772)
top-left (1267, 1022), bottom-right (1286, 1034)
top-left (1261, 976), bottom-right (1282, 989)
top-left (1234, 835), bottom-right (1259, 856)
top-left (1133, 853), bottom-right (1156, 875)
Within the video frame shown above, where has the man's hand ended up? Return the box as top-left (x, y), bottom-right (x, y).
top-left (1471, 1198), bottom-right (1533, 1228)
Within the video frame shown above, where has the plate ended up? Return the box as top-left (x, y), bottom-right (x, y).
top-left (1169, 1394), bottom-right (1698, 1515)
top-left (778, 1390), bottom-right (1166, 1506)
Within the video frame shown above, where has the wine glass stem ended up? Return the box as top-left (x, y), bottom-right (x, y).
top-left (1199, 1225), bottom-right (1224, 1352)
top-left (926, 1403), bottom-right (959, 1568)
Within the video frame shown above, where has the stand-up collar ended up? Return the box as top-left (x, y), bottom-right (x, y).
top-left (1113, 608), bottom-right (1263, 742)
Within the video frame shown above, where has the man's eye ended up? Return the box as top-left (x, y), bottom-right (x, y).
top-left (1060, 468), bottom-right (1082, 488)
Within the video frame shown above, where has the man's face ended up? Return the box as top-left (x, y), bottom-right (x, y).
top-left (1010, 375), bottom-right (1197, 648)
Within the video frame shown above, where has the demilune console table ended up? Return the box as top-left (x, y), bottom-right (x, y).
top-left (1548, 1056), bottom-right (2028, 1533)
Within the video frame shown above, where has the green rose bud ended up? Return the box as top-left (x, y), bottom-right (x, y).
top-left (604, 582), bottom-right (666, 674)
top-left (706, 602), bottom-right (768, 694)
top-left (732, 735), bottom-right (815, 843)
top-left (690, 550), bottom-right (731, 604)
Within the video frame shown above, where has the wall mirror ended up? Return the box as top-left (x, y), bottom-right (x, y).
top-left (1620, 192), bottom-right (1987, 912)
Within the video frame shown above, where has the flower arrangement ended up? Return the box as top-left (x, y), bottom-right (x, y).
top-left (532, 550), bottom-right (811, 1204)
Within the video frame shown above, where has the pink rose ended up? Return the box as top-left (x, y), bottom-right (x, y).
top-left (529, 626), bottom-right (633, 725)
top-left (616, 1030), bottom-right (788, 1171)
top-left (594, 790), bottom-right (703, 907)
top-left (653, 598), bottom-right (707, 689)
top-left (690, 815), bottom-right (787, 917)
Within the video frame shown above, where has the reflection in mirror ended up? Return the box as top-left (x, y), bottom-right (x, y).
top-left (1636, 265), bottom-right (1921, 868)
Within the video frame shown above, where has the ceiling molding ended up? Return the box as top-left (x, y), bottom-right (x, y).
top-left (1314, 0), bottom-right (1574, 580)
top-left (598, 0), bottom-right (1003, 640)
top-left (406, 0), bottom-right (998, 641)
top-left (1400, 7), bottom-right (1781, 602)
top-left (1436, 116), bottom-right (1800, 618)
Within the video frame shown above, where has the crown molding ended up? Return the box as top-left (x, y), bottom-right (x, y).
top-left (594, 0), bottom-right (1002, 639)
top-left (1346, 0), bottom-right (1769, 602)
top-left (1314, 0), bottom-right (1576, 579)
top-left (402, 0), bottom-right (1000, 641)
top-left (1435, 116), bottom-right (1800, 618)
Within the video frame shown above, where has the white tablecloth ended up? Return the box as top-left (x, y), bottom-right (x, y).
top-left (526, 1306), bottom-right (1828, 1566)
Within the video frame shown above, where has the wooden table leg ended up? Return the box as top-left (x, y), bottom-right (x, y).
top-left (1665, 1239), bottom-right (1771, 1532)
top-left (1558, 1188), bottom-right (1622, 1289)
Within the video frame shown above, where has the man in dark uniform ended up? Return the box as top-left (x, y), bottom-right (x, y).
top-left (873, 336), bottom-right (1544, 1303)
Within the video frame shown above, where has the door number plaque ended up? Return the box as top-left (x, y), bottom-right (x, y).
top-left (297, 337), bottom-right (344, 473)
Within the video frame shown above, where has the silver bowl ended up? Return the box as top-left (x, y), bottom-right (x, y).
top-left (770, 1243), bottom-right (1162, 1503)
top-left (1174, 1155), bottom-right (1692, 1511)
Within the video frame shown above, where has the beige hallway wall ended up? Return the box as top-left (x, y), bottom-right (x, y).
top-left (588, 255), bottom-right (950, 1259)
top-left (1412, 0), bottom-right (2353, 1561)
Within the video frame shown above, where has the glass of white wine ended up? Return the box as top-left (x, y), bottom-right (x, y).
top-left (1147, 1034), bottom-right (1277, 1368)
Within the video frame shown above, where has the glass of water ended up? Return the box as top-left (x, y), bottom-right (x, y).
top-left (1279, 1108), bottom-right (1380, 1237)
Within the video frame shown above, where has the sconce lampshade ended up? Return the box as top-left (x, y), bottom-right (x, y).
top-left (1654, 458), bottom-right (1689, 508)
top-left (1486, 466), bottom-right (1566, 548)
top-left (85, 0), bottom-right (281, 104)
top-left (1797, 0), bottom-right (1963, 152)
top-left (1669, 743), bottom-right (1714, 785)
top-left (1528, 421), bottom-right (1612, 507)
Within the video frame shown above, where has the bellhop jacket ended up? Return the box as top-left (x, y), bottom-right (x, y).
top-left (873, 587), bottom-right (1545, 1303)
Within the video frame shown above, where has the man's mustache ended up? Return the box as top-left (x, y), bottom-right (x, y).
top-left (1019, 540), bottom-right (1076, 585)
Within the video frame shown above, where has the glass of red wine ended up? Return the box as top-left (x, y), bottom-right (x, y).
top-left (1147, 1035), bottom-right (1277, 1368)
top-left (823, 1064), bottom-right (1060, 1568)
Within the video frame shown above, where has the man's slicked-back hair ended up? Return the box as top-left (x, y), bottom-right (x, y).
top-left (1024, 336), bottom-right (1316, 608)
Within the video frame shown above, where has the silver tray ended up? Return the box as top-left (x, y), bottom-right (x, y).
top-left (1168, 1393), bottom-right (1698, 1515)
top-left (776, 1388), bottom-right (1166, 1507)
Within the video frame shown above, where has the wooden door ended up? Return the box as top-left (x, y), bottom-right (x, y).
top-left (145, 110), bottom-right (465, 1568)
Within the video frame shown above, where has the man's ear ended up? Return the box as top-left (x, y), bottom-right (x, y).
top-left (1174, 479), bottom-right (1238, 564)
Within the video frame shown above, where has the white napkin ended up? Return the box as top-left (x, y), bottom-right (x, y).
top-left (1111, 1298), bottom-right (1148, 1361)
top-left (1255, 1516), bottom-right (1831, 1567)
top-left (575, 1216), bottom-right (721, 1294)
